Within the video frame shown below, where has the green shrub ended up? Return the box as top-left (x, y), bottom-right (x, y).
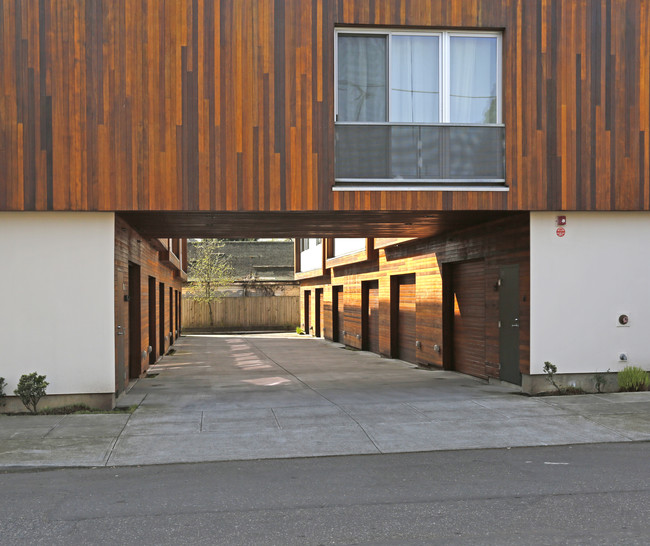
top-left (617, 366), bottom-right (649, 392)
top-left (543, 361), bottom-right (561, 392)
top-left (296, 326), bottom-right (305, 335)
top-left (0, 377), bottom-right (6, 407)
top-left (562, 385), bottom-right (586, 395)
top-left (38, 404), bottom-right (138, 415)
top-left (14, 372), bottom-right (49, 414)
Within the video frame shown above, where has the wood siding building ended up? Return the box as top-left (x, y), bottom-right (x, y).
top-left (298, 216), bottom-right (530, 383)
top-left (1, 1), bottom-right (650, 401)
top-left (114, 218), bottom-right (186, 394)
top-left (1, 1), bottom-right (648, 220)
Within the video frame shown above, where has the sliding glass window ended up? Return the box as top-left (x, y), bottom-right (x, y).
top-left (335, 30), bottom-right (503, 188)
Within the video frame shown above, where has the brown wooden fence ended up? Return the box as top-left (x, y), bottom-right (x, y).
top-left (181, 296), bottom-right (299, 331)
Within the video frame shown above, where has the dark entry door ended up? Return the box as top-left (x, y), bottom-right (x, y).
top-left (304, 291), bottom-right (311, 334)
top-left (169, 287), bottom-right (174, 343)
top-left (451, 260), bottom-right (486, 378)
top-left (332, 286), bottom-right (344, 342)
top-left (175, 290), bottom-right (181, 335)
top-left (315, 288), bottom-right (323, 337)
top-left (393, 274), bottom-right (416, 363)
top-left (115, 272), bottom-right (127, 393)
top-left (499, 264), bottom-right (521, 385)
top-left (363, 280), bottom-right (380, 353)
top-left (159, 283), bottom-right (166, 356)
top-left (128, 262), bottom-right (141, 380)
top-left (148, 277), bottom-right (157, 364)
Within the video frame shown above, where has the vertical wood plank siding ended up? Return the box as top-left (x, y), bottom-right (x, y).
top-left (1, 1), bottom-right (648, 213)
top-left (300, 215), bottom-right (530, 377)
top-left (114, 217), bottom-right (184, 385)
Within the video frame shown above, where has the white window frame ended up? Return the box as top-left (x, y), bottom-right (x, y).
top-left (334, 28), bottom-right (502, 125)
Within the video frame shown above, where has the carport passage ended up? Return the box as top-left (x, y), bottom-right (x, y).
top-left (2, 333), bottom-right (650, 468)
top-left (102, 333), bottom-right (648, 466)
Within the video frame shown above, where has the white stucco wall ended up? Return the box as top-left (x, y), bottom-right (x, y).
top-left (0, 212), bottom-right (115, 395)
top-left (530, 212), bottom-right (650, 375)
top-left (300, 239), bottom-right (323, 272)
top-left (333, 238), bottom-right (365, 257)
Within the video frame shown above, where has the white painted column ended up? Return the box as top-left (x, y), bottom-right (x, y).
top-left (530, 212), bottom-right (650, 375)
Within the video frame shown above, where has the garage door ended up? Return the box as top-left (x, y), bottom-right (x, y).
top-left (364, 281), bottom-right (380, 354)
top-left (396, 275), bottom-right (416, 363)
top-left (332, 286), bottom-right (344, 342)
top-left (451, 260), bottom-right (486, 378)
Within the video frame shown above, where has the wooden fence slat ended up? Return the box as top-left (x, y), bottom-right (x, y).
top-left (181, 296), bottom-right (299, 330)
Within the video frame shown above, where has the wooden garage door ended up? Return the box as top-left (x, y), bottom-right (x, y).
top-left (365, 281), bottom-right (380, 354)
top-left (397, 275), bottom-right (416, 363)
top-left (333, 286), bottom-right (344, 342)
top-left (451, 260), bottom-right (486, 378)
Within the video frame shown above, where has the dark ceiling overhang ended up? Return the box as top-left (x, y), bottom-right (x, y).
top-left (118, 211), bottom-right (523, 239)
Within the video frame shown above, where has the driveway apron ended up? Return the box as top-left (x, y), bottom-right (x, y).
top-left (2, 333), bottom-right (649, 467)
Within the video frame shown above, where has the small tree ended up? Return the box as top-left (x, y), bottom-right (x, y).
top-left (543, 361), bottom-right (561, 393)
top-left (187, 239), bottom-right (235, 327)
top-left (14, 372), bottom-right (49, 414)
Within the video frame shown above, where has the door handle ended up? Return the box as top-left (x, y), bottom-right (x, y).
top-left (511, 318), bottom-right (519, 328)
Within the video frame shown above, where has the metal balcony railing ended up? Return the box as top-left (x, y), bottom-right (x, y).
top-left (335, 123), bottom-right (505, 187)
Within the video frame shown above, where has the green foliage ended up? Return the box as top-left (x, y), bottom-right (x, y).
top-left (296, 326), bottom-right (305, 335)
top-left (562, 385), bottom-right (586, 395)
top-left (0, 377), bottom-right (6, 407)
top-left (543, 361), bottom-right (561, 392)
top-left (593, 369), bottom-right (610, 393)
top-left (186, 239), bottom-right (235, 301)
top-left (186, 239), bottom-right (235, 327)
top-left (482, 96), bottom-right (497, 123)
top-left (38, 404), bottom-right (138, 415)
top-left (14, 372), bottom-right (49, 414)
top-left (617, 366), bottom-right (650, 392)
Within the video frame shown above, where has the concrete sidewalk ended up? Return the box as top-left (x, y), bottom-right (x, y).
top-left (1, 333), bottom-right (650, 468)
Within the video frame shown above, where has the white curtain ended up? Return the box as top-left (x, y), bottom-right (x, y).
top-left (338, 36), bottom-right (386, 122)
top-left (450, 36), bottom-right (497, 123)
top-left (390, 36), bottom-right (439, 122)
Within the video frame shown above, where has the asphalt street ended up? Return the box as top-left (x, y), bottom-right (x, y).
top-left (2, 442), bottom-right (649, 545)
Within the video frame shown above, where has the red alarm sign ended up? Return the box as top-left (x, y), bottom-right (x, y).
top-left (556, 227), bottom-right (566, 237)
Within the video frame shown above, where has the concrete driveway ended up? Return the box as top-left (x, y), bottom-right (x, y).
top-left (2, 333), bottom-right (650, 468)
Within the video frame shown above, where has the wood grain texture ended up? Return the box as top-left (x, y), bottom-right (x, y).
top-left (114, 217), bottom-right (184, 389)
top-left (451, 260), bottom-right (487, 378)
top-left (1, 1), bottom-right (648, 214)
top-left (181, 297), bottom-right (299, 330)
top-left (299, 215), bottom-right (530, 377)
